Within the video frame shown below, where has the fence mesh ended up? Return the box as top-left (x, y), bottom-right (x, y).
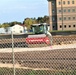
top-left (0, 34), bottom-right (76, 75)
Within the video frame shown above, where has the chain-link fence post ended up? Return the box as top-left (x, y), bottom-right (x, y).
top-left (11, 32), bottom-right (15, 75)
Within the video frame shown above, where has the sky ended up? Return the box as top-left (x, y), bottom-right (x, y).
top-left (0, 0), bottom-right (48, 24)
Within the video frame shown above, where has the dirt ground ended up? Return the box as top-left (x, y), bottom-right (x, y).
top-left (0, 63), bottom-right (52, 70)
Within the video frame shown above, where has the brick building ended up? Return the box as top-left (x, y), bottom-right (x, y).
top-left (47, 0), bottom-right (76, 31)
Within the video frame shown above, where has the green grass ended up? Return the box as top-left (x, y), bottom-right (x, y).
top-left (0, 68), bottom-right (76, 75)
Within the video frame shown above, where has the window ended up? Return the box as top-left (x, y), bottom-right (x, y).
top-left (52, 2), bottom-right (55, 5)
top-left (64, 9), bottom-right (66, 12)
top-left (73, 17), bottom-right (75, 20)
top-left (63, 1), bottom-right (65, 4)
top-left (59, 1), bottom-right (61, 5)
top-left (60, 25), bottom-right (62, 28)
top-left (52, 17), bottom-right (55, 21)
top-left (59, 10), bottom-right (61, 13)
top-left (68, 1), bottom-right (70, 4)
top-left (72, 9), bottom-right (75, 12)
top-left (20, 30), bottom-right (22, 33)
top-left (64, 17), bottom-right (66, 20)
top-left (68, 17), bottom-right (71, 20)
top-left (52, 9), bottom-right (55, 13)
top-left (64, 25), bottom-right (66, 28)
top-left (68, 9), bottom-right (70, 12)
top-left (72, 1), bottom-right (75, 4)
top-left (59, 17), bottom-right (62, 20)
top-left (69, 25), bottom-right (71, 27)
top-left (53, 26), bottom-right (55, 28)
top-left (73, 25), bottom-right (75, 27)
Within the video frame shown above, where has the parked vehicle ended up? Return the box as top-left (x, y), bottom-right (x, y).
top-left (25, 23), bottom-right (52, 47)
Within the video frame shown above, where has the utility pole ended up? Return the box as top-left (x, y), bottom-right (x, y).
top-left (61, 0), bottom-right (64, 31)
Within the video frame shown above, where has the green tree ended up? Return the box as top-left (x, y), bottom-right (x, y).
top-left (37, 17), bottom-right (44, 23)
top-left (23, 18), bottom-right (36, 29)
top-left (1, 23), bottom-right (10, 33)
top-left (0, 24), bottom-right (2, 28)
top-left (36, 16), bottom-right (49, 24)
top-left (9, 21), bottom-right (22, 27)
top-left (2, 23), bottom-right (10, 28)
top-left (43, 15), bottom-right (49, 24)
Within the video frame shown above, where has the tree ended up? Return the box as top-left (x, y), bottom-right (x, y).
top-left (37, 17), bottom-right (44, 23)
top-left (0, 24), bottom-right (2, 28)
top-left (23, 18), bottom-right (36, 29)
top-left (9, 21), bottom-right (22, 27)
top-left (43, 15), bottom-right (49, 24)
top-left (36, 16), bottom-right (49, 24)
top-left (2, 23), bottom-right (10, 28)
top-left (1, 23), bottom-right (10, 33)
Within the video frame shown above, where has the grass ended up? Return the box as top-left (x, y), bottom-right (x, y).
top-left (0, 67), bottom-right (76, 75)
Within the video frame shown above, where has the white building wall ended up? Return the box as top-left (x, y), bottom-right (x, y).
top-left (11, 25), bottom-right (24, 34)
top-left (0, 28), bottom-right (6, 34)
top-left (8, 24), bottom-right (27, 34)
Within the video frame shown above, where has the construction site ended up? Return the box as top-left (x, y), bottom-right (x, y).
top-left (0, 33), bottom-right (76, 75)
top-left (0, 22), bottom-right (76, 75)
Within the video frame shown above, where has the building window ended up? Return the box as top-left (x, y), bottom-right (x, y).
top-left (20, 30), bottom-right (22, 33)
top-left (69, 25), bottom-right (71, 28)
top-left (73, 17), bottom-right (75, 20)
top-left (68, 9), bottom-right (70, 12)
top-left (72, 1), bottom-right (75, 4)
top-left (59, 10), bottom-right (61, 13)
top-left (60, 25), bottom-right (62, 28)
top-left (59, 17), bottom-right (62, 20)
top-left (68, 1), bottom-right (70, 4)
top-left (52, 9), bottom-right (55, 13)
top-left (63, 1), bottom-right (65, 4)
top-left (64, 9), bottom-right (66, 12)
top-left (64, 17), bottom-right (66, 20)
top-left (53, 26), bottom-right (55, 28)
top-left (68, 17), bottom-right (71, 20)
top-left (52, 2), bottom-right (55, 5)
top-left (52, 17), bottom-right (55, 21)
top-left (64, 25), bottom-right (66, 28)
top-left (59, 1), bottom-right (61, 5)
top-left (72, 9), bottom-right (75, 12)
top-left (73, 25), bottom-right (75, 27)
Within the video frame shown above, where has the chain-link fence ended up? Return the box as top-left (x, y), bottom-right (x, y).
top-left (0, 33), bottom-right (76, 75)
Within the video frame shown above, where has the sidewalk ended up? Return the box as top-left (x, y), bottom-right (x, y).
top-left (0, 43), bottom-right (76, 53)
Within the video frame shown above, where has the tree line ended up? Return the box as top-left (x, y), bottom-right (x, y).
top-left (0, 15), bottom-right (49, 30)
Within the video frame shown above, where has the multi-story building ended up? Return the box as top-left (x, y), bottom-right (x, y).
top-left (47, 0), bottom-right (76, 31)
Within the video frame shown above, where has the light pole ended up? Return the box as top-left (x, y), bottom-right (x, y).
top-left (11, 31), bottom-right (15, 75)
top-left (61, 0), bottom-right (64, 31)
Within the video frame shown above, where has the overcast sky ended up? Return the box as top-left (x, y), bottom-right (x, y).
top-left (0, 0), bottom-right (48, 24)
